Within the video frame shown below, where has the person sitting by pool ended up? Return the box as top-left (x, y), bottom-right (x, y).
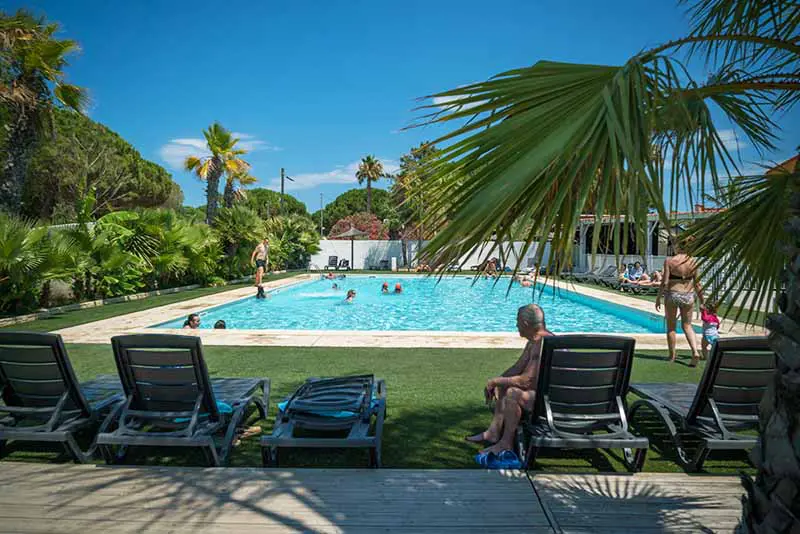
top-left (394, 283), bottom-right (403, 294)
top-left (628, 261), bottom-right (644, 281)
top-left (466, 304), bottom-right (553, 456)
top-left (381, 282), bottom-right (389, 293)
top-left (213, 320), bottom-right (226, 329)
top-left (183, 313), bottom-right (200, 329)
top-left (630, 270), bottom-right (662, 287)
top-left (345, 289), bottom-right (356, 303)
top-left (618, 263), bottom-right (629, 281)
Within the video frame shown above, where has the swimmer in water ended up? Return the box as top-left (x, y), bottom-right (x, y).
top-left (394, 283), bottom-right (403, 294)
top-left (345, 289), bottom-right (356, 303)
top-left (332, 283), bottom-right (339, 290)
top-left (381, 282), bottom-right (389, 294)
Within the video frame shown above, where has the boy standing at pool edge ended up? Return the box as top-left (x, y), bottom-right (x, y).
top-left (251, 238), bottom-right (270, 296)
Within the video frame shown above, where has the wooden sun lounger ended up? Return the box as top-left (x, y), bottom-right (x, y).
top-left (519, 335), bottom-right (648, 472)
top-left (0, 332), bottom-right (123, 463)
top-left (262, 374), bottom-right (387, 467)
top-left (629, 337), bottom-right (775, 472)
top-left (95, 334), bottom-right (269, 467)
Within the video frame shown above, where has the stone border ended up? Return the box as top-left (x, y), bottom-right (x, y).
top-left (50, 273), bottom-right (761, 350)
top-left (0, 276), bottom-right (257, 328)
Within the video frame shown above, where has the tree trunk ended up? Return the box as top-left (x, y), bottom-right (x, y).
top-left (739, 192), bottom-right (800, 533)
top-left (366, 181), bottom-right (372, 213)
top-left (222, 178), bottom-right (235, 209)
top-left (0, 110), bottom-right (38, 215)
top-left (205, 168), bottom-right (222, 225)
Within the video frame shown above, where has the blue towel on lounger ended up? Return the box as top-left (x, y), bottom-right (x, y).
top-left (174, 401), bottom-right (232, 423)
top-left (278, 396), bottom-right (380, 419)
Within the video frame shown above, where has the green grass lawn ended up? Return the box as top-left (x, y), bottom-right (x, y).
top-left (0, 343), bottom-right (755, 475)
top-left (0, 272), bottom-right (300, 332)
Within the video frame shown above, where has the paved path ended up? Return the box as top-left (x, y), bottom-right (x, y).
top-left (0, 463), bottom-right (746, 533)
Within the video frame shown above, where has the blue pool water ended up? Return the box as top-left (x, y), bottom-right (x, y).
top-left (153, 276), bottom-right (673, 333)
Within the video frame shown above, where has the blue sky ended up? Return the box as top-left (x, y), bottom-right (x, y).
top-left (13, 0), bottom-right (800, 211)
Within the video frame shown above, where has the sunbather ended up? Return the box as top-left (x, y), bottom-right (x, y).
top-left (466, 304), bottom-right (553, 455)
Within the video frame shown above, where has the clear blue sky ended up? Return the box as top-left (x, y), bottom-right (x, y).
top-left (12, 0), bottom-right (799, 210)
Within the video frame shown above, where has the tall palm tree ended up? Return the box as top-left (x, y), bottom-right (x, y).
top-left (184, 123), bottom-right (250, 225)
top-left (414, 1), bottom-right (799, 531)
top-left (223, 171), bottom-right (257, 208)
top-left (0, 10), bottom-right (86, 214)
top-left (356, 155), bottom-right (389, 213)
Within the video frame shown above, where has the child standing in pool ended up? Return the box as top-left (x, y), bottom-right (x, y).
top-left (345, 289), bottom-right (356, 303)
top-left (700, 302), bottom-right (720, 360)
top-left (381, 282), bottom-right (389, 293)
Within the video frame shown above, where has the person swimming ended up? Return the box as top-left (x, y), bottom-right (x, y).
top-left (345, 289), bottom-right (356, 303)
top-left (324, 272), bottom-right (335, 280)
top-left (332, 283), bottom-right (339, 290)
top-left (394, 283), bottom-right (403, 294)
top-left (213, 320), bottom-right (226, 329)
top-left (381, 282), bottom-right (389, 293)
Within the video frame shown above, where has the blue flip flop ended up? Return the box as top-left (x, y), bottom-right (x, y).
top-left (474, 450), bottom-right (522, 469)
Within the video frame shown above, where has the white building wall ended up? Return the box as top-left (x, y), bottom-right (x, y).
top-left (309, 240), bottom-right (550, 271)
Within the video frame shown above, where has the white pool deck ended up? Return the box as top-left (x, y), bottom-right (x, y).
top-left (53, 274), bottom-right (758, 350)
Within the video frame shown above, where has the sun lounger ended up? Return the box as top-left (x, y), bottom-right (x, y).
top-left (325, 256), bottom-right (338, 270)
top-left (95, 334), bottom-right (269, 467)
top-left (0, 332), bottom-right (123, 463)
top-left (518, 335), bottom-right (648, 472)
top-left (628, 337), bottom-right (775, 472)
top-left (261, 374), bottom-right (386, 467)
top-left (337, 259), bottom-right (351, 271)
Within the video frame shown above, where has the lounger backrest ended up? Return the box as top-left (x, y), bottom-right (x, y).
top-left (328, 256), bottom-right (338, 267)
top-left (600, 265), bottom-right (618, 277)
top-left (288, 374), bottom-right (374, 418)
top-left (111, 334), bottom-right (220, 421)
top-left (688, 337), bottom-right (775, 426)
top-left (0, 332), bottom-right (91, 417)
top-left (534, 335), bottom-right (636, 429)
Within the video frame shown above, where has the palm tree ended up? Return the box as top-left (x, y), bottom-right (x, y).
top-left (0, 10), bottom-right (86, 215)
top-left (414, 1), bottom-right (799, 531)
top-left (223, 171), bottom-right (257, 208)
top-left (356, 155), bottom-right (389, 213)
top-left (184, 123), bottom-right (250, 225)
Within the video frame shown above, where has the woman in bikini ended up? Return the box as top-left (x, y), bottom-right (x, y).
top-left (656, 238), bottom-right (704, 366)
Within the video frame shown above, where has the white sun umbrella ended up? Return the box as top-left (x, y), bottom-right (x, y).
top-left (331, 226), bottom-right (368, 269)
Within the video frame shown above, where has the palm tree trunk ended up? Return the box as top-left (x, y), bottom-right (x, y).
top-left (0, 111), bottom-right (38, 215)
top-left (222, 179), bottom-right (235, 209)
top-left (366, 180), bottom-right (372, 213)
top-left (739, 194), bottom-right (800, 533)
top-left (205, 170), bottom-right (222, 225)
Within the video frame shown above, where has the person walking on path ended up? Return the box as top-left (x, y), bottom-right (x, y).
top-left (656, 238), bottom-right (704, 366)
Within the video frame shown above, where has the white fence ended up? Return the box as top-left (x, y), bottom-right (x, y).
top-left (309, 240), bottom-right (551, 271)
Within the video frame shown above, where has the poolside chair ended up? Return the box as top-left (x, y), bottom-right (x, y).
top-left (628, 337), bottom-right (775, 472)
top-left (96, 334), bottom-right (269, 467)
top-left (262, 374), bottom-right (386, 467)
top-left (337, 259), bottom-right (351, 271)
top-left (571, 265), bottom-right (606, 283)
top-left (518, 335), bottom-right (648, 472)
top-left (325, 256), bottom-right (338, 270)
top-left (0, 332), bottom-right (123, 463)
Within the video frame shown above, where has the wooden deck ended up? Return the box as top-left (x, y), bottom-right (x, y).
top-left (0, 463), bottom-right (745, 533)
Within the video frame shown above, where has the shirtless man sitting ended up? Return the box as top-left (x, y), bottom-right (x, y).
top-left (466, 303), bottom-right (553, 455)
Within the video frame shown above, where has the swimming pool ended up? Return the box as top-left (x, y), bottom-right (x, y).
top-left (153, 275), bottom-right (675, 333)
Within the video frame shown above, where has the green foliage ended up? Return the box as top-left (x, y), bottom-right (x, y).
top-left (242, 188), bottom-right (309, 218)
top-left (0, 214), bottom-right (73, 313)
top-left (356, 155), bottom-right (391, 213)
top-left (312, 188), bottom-right (394, 235)
top-left (392, 142), bottom-right (441, 239)
top-left (264, 214), bottom-right (321, 270)
top-left (213, 205), bottom-right (263, 278)
top-left (22, 108), bottom-right (181, 221)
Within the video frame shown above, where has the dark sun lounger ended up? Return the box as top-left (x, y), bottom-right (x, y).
top-left (0, 332), bottom-right (123, 462)
top-left (629, 337), bottom-right (775, 471)
top-left (96, 334), bottom-right (269, 467)
top-left (262, 374), bottom-right (386, 467)
top-left (519, 335), bottom-right (648, 472)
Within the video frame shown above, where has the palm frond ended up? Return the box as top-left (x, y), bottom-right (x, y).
top-left (685, 163), bottom-right (798, 324)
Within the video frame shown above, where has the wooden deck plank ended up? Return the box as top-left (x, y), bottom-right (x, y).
top-left (531, 473), bottom-right (745, 533)
top-left (0, 464), bottom-right (550, 533)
